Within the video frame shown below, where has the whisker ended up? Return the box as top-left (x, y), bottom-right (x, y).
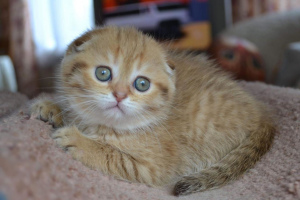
top-left (77, 103), bottom-right (99, 127)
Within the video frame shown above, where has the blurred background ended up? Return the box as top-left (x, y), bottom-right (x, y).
top-left (1, 0), bottom-right (300, 98)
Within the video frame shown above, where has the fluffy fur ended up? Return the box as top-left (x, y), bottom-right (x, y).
top-left (31, 26), bottom-right (275, 196)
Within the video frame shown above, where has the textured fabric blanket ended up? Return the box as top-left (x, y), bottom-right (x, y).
top-left (0, 82), bottom-right (300, 200)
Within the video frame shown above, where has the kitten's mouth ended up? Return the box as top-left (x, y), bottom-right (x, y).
top-left (106, 104), bottom-right (125, 114)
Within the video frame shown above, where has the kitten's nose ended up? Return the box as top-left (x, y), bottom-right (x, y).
top-left (113, 91), bottom-right (128, 102)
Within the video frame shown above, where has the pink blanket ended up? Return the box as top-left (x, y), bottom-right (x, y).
top-left (0, 82), bottom-right (300, 200)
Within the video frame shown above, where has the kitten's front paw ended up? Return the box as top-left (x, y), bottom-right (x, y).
top-left (51, 126), bottom-right (85, 159)
top-left (30, 100), bottom-right (63, 128)
top-left (52, 126), bottom-right (103, 170)
top-left (52, 126), bottom-right (79, 150)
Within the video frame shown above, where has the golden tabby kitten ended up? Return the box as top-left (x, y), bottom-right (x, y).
top-left (31, 26), bottom-right (275, 196)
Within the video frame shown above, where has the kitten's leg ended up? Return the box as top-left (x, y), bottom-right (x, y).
top-left (30, 100), bottom-right (63, 128)
top-left (51, 126), bottom-right (157, 185)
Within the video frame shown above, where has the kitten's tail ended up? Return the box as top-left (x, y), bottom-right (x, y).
top-left (174, 120), bottom-right (275, 196)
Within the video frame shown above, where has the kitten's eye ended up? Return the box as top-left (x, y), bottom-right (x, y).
top-left (95, 66), bottom-right (111, 82)
top-left (134, 77), bottom-right (150, 92)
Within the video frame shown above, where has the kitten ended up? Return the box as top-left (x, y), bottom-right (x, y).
top-left (31, 26), bottom-right (275, 196)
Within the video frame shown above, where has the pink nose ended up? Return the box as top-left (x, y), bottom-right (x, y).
top-left (113, 92), bottom-right (127, 102)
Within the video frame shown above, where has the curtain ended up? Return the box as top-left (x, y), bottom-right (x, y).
top-left (0, 0), bottom-right (94, 97)
top-left (28, 0), bottom-right (94, 68)
top-left (0, 0), bottom-right (38, 97)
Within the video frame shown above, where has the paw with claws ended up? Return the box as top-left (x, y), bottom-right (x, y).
top-left (30, 100), bottom-right (63, 128)
top-left (51, 126), bottom-right (94, 162)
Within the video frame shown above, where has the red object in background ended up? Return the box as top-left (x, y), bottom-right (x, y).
top-left (103, 0), bottom-right (189, 10)
top-left (209, 36), bottom-right (266, 82)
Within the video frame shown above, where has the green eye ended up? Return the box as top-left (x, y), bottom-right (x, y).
top-left (95, 66), bottom-right (111, 82)
top-left (134, 77), bottom-right (150, 92)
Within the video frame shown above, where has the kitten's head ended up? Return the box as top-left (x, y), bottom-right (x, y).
top-left (59, 26), bottom-right (175, 131)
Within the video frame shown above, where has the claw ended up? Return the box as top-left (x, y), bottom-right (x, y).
top-left (39, 115), bottom-right (48, 122)
top-left (30, 100), bottom-right (63, 128)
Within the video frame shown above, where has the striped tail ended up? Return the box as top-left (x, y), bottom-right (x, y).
top-left (174, 120), bottom-right (275, 196)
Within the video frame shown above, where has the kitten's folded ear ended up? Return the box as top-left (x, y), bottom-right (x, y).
top-left (66, 30), bottom-right (94, 55)
top-left (164, 58), bottom-right (176, 77)
top-left (167, 59), bottom-right (176, 71)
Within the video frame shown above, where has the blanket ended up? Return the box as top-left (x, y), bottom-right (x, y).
top-left (0, 82), bottom-right (299, 200)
